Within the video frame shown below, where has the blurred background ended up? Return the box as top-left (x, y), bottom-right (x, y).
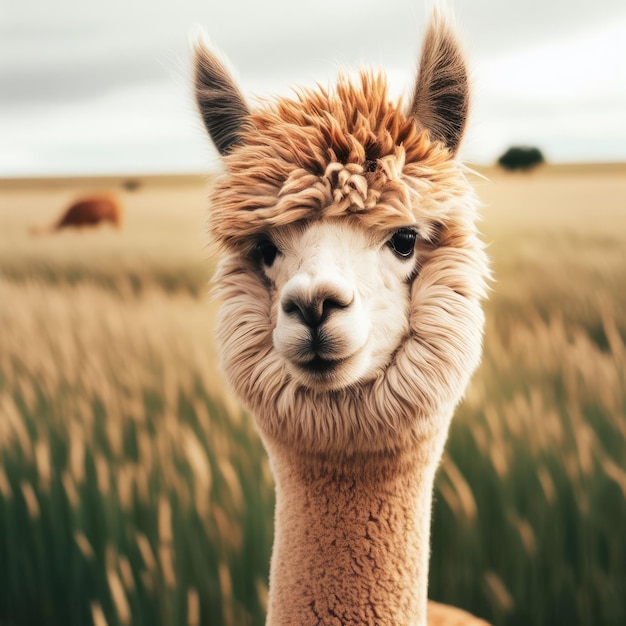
top-left (1, 1), bottom-right (625, 625)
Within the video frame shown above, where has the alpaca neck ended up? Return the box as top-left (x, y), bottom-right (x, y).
top-left (265, 441), bottom-right (442, 626)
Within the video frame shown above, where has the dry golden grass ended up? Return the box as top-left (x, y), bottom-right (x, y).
top-left (0, 164), bottom-right (625, 626)
top-left (477, 166), bottom-right (626, 315)
top-left (0, 175), bottom-right (214, 293)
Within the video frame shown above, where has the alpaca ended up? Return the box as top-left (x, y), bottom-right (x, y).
top-left (194, 10), bottom-right (490, 626)
top-left (30, 195), bottom-right (121, 234)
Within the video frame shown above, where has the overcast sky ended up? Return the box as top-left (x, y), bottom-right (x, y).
top-left (1, 0), bottom-right (626, 176)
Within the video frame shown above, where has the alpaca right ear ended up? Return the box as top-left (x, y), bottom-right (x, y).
top-left (193, 38), bottom-right (252, 156)
top-left (408, 10), bottom-right (470, 155)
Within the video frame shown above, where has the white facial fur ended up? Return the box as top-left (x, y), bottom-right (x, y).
top-left (260, 221), bottom-right (419, 391)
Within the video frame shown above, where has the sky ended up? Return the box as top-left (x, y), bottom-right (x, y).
top-left (1, 0), bottom-right (626, 177)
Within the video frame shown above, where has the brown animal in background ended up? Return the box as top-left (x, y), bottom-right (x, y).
top-left (30, 195), bottom-right (122, 234)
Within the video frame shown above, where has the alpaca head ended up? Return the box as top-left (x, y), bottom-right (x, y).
top-left (195, 12), bottom-right (489, 457)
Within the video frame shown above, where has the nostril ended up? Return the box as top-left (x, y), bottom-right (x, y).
top-left (321, 297), bottom-right (349, 320)
top-left (282, 298), bottom-right (321, 328)
top-left (282, 301), bottom-right (300, 316)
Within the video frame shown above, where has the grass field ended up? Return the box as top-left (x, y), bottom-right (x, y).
top-left (0, 165), bottom-right (625, 626)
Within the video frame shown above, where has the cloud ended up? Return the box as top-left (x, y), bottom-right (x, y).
top-left (2, 0), bottom-right (626, 175)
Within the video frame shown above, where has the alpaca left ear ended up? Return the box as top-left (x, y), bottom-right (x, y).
top-left (408, 11), bottom-right (470, 155)
top-left (193, 38), bottom-right (252, 156)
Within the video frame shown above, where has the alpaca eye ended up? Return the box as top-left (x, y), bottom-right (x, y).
top-left (255, 239), bottom-right (279, 267)
top-left (387, 228), bottom-right (417, 258)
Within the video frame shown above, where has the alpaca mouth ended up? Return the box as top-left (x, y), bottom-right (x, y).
top-left (299, 355), bottom-right (345, 375)
top-left (280, 332), bottom-right (368, 389)
top-left (290, 347), bottom-right (373, 391)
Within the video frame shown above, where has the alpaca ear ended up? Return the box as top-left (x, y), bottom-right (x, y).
top-left (193, 38), bottom-right (252, 156)
top-left (408, 10), bottom-right (470, 155)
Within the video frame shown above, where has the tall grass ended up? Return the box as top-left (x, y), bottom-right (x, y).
top-left (1, 171), bottom-right (625, 625)
top-left (431, 303), bottom-right (626, 625)
top-left (0, 279), bottom-right (273, 626)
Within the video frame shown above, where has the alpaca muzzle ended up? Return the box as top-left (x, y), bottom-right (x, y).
top-left (281, 290), bottom-right (352, 330)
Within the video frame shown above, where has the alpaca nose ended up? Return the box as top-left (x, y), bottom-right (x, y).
top-left (282, 291), bottom-right (351, 329)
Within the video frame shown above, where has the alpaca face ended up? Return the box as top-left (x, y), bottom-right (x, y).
top-left (263, 220), bottom-right (418, 390)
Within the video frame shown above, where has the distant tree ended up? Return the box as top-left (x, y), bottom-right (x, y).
top-left (122, 179), bottom-right (141, 192)
top-left (497, 146), bottom-right (545, 171)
